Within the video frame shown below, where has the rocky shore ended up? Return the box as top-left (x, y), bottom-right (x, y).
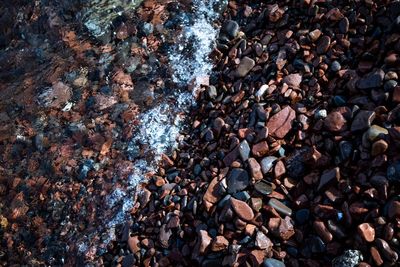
top-left (1, 0), bottom-right (400, 266)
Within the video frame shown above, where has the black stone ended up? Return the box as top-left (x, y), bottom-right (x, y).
top-left (226, 168), bottom-right (249, 194)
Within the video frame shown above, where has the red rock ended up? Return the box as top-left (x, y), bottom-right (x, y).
top-left (252, 141), bottom-right (269, 157)
top-left (128, 235), bottom-right (140, 253)
top-left (349, 202), bottom-right (369, 215)
top-left (230, 197), bottom-right (254, 221)
top-left (371, 246), bottom-right (384, 266)
top-left (317, 36), bottom-right (331, 54)
top-left (325, 8), bottom-right (344, 21)
top-left (324, 111), bottom-right (347, 132)
top-left (267, 106), bottom-right (296, 139)
top-left (268, 216), bottom-right (295, 240)
top-left (248, 158), bottom-right (263, 180)
top-left (314, 221), bottom-right (333, 243)
top-left (211, 236), bottom-right (229, 252)
top-left (274, 160), bottom-right (286, 178)
top-left (203, 177), bottom-right (221, 204)
top-left (358, 223), bottom-right (375, 242)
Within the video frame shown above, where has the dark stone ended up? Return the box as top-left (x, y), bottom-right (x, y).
top-left (78, 159), bottom-right (94, 180)
top-left (387, 161), bottom-right (400, 182)
top-left (295, 209), bottom-right (310, 225)
top-left (357, 69), bottom-right (384, 90)
top-left (226, 168), bottom-right (249, 194)
top-left (221, 20), bottom-right (239, 39)
top-left (308, 236), bottom-right (326, 253)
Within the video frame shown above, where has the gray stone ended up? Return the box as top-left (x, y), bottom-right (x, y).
top-left (221, 20), bottom-right (239, 39)
top-left (263, 258), bottom-right (286, 267)
top-left (331, 61), bottom-right (341, 72)
top-left (254, 181), bottom-right (273, 195)
top-left (260, 156), bottom-right (278, 174)
top-left (234, 57), bottom-right (255, 77)
top-left (239, 140), bottom-right (251, 161)
top-left (268, 198), bottom-right (292, 216)
top-left (318, 167), bottom-right (340, 191)
top-left (226, 168), bottom-right (249, 194)
top-left (332, 250), bottom-right (363, 267)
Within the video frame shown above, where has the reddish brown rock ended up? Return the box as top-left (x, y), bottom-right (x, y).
top-left (371, 246), bottom-right (384, 266)
top-left (230, 197), bottom-right (254, 221)
top-left (358, 223), bottom-right (375, 242)
top-left (282, 73), bottom-right (302, 88)
top-left (128, 235), bottom-right (140, 253)
top-left (203, 177), bottom-right (221, 204)
top-left (314, 221), bottom-right (333, 243)
top-left (252, 141), bottom-right (269, 157)
top-left (267, 106), bottom-right (296, 139)
top-left (248, 158), bottom-right (263, 180)
top-left (274, 160), bottom-right (286, 178)
top-left (324, 111), bottom-right (347, 132)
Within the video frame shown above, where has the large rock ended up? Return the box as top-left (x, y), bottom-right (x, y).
top-left (230, 197), bottom-right (254, 221)
top-left (267, 106), bottom-right (296, 138)
top-left (357, 69), bottom-right (385, 90)
top-left (234, 57), bottom-right (255, 77)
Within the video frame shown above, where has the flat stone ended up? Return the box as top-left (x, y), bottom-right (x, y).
top-left (267, 106), bottom-right (296, 139)
top-left (239, 140), bottom-right (251, 161)
top-left (367, 125), bottom-right (388, 141)
top-left (357, 69), bottom-right (385, 90)
top-left (248, 158), bottom-right (263, 180)
top-left (317, 36), bottom-right (331, 54)
top-left (318, 167), bottom-right (340, 191)
top-left (358, 223), bottom-right (375, 242)
top-left (234, 57), bottom-right (255, 78)
top-left (351, 110), bottom-right (375, 132)
top-left (230, 197), bottom-right (254, 221)
top-left (252, 141), bottom-right (269, 157)
top-left (260, 156), bottom-right (277, 174)
top-left (282, 73), bottom-right (302, 88)
top-left (268, 198), bottom-right (292, 216)
top-left (254, 181), bottom-right (273, 195)
top-left (324, 111), bottom-right (347, 132)
top-left (263, 258), bottom-right (286, 267)
top-left (370, 246), bottom-right (384, 266)
top-left (226, 168), bottom-right (249, 194)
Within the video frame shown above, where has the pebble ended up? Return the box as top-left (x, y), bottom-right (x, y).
top-left (210, 236), bottom-right (229, 252)
top-left (255, 230), bottom-right (273, 250)
top-left (370, 246), bottom-right (384, 266)
top-left (263, 258), bottom-right (286, 267)
top-left (239, 140), bottom-right (251, 162)
top-left (142, 22), bottom-right (154, 36)
top-left (254, 181), bottom-right (273, 195)
top-left (267, 106), bottom-right (296, 139)
top-left (367, 125), bottom-right (388, 141)
top-left (331, 61), bottom-right (341, 72)
top-left (318, 167), bottom-right (340, 191)
top-left (221, 20), bottom-right (239, 39)
top-left (234, 57), bottom-right (255, 78)
top-left (376, 238), bottom-right (398, 263)
top-left (226, 168), bottom-right (249, 194)
top-left (393, 86), bottom-right (400, 102)
top-left (268, 198), bottom-right (292, 216)
top-left (371, 140), bottom-right (388, 156)
top-left (308, 29), bottom-right (321, 42)
top-left (252, 141), bottom-right (269, 157)
top-left (357, 69), bottom-right (385, 90)
top-left (248, 158), bottom-right (263, 180)
top-left (314, 220), bottom-right (333, 242)
top-left (324, 111), bottom-right (347, 132)
top-left (317, 36), bottom-right (331, 54)
top-left (357, 223), bottom-right (375, 242)
top-left (230, 197), bottom-right (254, 221)
top-left (260, 156), bottom-right (277, 174)
top-left (332, 250), bottom-right (363, 267)
top-left (351, 110), bottom-right (375, 132)
top-left (282, 73), bottom-right (302, 88)
top-left (384, 80), bottom-right (397, 91)
top-left (339, 17), bottom-right (349, 33)
top-left (295, 209), bottom-right (310, 225)
top-left (198, 230), bottom-right (212, 254)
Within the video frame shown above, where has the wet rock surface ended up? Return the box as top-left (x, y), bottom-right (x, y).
top-left (1, 0), bottom-right (400, 266)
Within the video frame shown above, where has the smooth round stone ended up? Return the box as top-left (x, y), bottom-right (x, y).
top-left (333, 95), bottom-right (346, 106)
top-left (331, 61), bottom-right (341, 72)
top-left (263, 258), bottom-right (285, 267)
top-left (221, 20), bottom-right (239, 39)
top-left (254, 181), bottom-right (273, 195)
top-left (295, 209), bottom-right (310, 225)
